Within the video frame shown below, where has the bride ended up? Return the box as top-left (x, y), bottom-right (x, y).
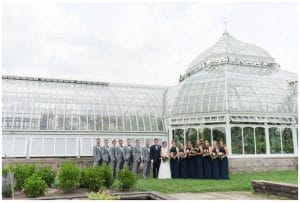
top-left (158, 141), bottom-right (172, 179)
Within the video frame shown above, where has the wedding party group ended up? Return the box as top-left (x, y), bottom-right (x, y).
top-left (93, 137), bottom-right (229, 180)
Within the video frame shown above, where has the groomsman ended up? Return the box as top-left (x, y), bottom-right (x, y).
top-left (109, 139), bottom-right (118, 178)
top-left (116, 139), bottom-right (125, 172)
top-left (124, 138), bottom-right (133, 170)
top-left (150, 138), bottom-right (161, 178)
top-left (142, 139), bottom-right (151, 179)
top-left (101, 138), bottom-right (110, 166)
top-left (132, 139), bottom-right (142, 175)
top-left (93, 138), bottom-right (102, 167)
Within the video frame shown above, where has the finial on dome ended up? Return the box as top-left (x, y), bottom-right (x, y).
top-left (224, 17), bottom-right (228, 34)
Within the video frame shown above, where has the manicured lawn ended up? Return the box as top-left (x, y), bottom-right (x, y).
top-left (136, 170), bottom-right (298, 193)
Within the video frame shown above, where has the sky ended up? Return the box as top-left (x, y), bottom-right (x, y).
top-left (2, 1), bottom-right (298, 86)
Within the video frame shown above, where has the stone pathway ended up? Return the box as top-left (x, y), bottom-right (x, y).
top-left (165, 191), bottom-right (289, 200)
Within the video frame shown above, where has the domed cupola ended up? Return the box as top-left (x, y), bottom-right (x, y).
top-left (165, 32), bottom-right (297, 119)
top-left (181, 32), bottom-right (277, 81)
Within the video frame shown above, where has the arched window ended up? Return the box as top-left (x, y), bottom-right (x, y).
top-left (282, 128), bottom-right (294, 154)
top-left (243, 127), bottom-right (255, 154)
top-left (269, 127), bottom-right (281, 154)
top-left (231, 127), bottom-right (243, 154)
top-left (255, 127), bottom-right (266, 154)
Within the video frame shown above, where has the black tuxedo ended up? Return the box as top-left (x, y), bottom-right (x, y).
top-left (150, 144), bottom-right (161, 178)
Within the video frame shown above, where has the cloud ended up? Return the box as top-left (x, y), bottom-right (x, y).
top-left (2, 2), bottom-right (298, 86)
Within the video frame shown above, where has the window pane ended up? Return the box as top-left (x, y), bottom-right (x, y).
top-left (213, 127), bottom-right (226, 144)
top-left (95, 115), bottom-right (102, 131)
top-left (172, 129), bottom-right (184, 145)
top-left (231, 127), bottom-right (242, 154)
top-left (255, 127), bottom-right (266, 154)
top-left (243, 127), bottom-right (255, 154)
top-left (186, 128), bottom-right (197, 146)
top-left (282, 128), bottom-right (294, 154)
top-left (157, 118), bottom-right (164, 131)
top-left (199, 128), bottom-right (211, 144)
top-left (269, 127), bottom-right (281, 154)
top-left (88, 115), bottom-right (95, 130)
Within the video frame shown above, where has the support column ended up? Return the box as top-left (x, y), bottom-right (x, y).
top-left (168, 128), bottom-right (173, 147)
top-left (292, 126), bottom-right (298, 156)
top-left (225, 114), bottom-right (232, 156)
top-left (265, 123), bottom-right (270, 155)
top-left (183, 128), bottom-right (186, 147)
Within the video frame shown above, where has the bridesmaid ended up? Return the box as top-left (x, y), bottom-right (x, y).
top-left (219, 140), bottom-right (229, 179)
top-left (203, 140), bottom-right (213, 179)
top-left (170, 140), bottom-right (179, 178)
top-left (187, 141), bottom-right (196, 178)
top-left (195, 139), bottom-right (204, 179)
top-left (178, 143), bottom-right (188, 178)
top-left (211, 140), bottom-right (221, 179)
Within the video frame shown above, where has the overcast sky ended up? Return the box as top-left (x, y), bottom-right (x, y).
top-left (2, 2), bottom-right (298, 86)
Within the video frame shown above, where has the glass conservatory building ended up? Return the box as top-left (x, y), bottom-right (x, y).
top-left (2, 32), bottom-right (298, 164)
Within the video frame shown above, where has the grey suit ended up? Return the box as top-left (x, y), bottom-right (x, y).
top-left (109, 146), bottom-right (117, 177)
top-left (142, 146), bottom-right (151, 179)
top-left (101, 144), bottom-right (110, 166)
top-left (93, 144), bottom-right (102, 167)
top-left (116, 145), bottom-right (125, 172)
top-left (123, 145), bottom-right (133, 170)
top-left (132, 144), bottom-right (142, 174)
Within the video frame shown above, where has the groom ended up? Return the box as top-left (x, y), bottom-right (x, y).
top-left (150, 138), bottom-right (161, 178)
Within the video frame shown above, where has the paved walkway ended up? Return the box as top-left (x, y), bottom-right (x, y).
top-left (165, 191), bottom-right (288, 200)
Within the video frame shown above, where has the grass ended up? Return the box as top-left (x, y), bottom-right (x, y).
top-left (135, 170), bottom-right (298, 193)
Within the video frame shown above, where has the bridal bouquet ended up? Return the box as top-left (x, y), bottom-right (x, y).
top-left (161, 155), bottom-right (169, 162)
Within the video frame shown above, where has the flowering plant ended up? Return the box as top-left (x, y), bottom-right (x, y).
top-left (2, 172), bottom-right (15, 198)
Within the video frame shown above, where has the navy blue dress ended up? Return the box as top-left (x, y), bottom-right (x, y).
top-left (187, 147), bottom-right (196, 178)
top-left (170, 146), bottom-right (179, 178)
top-left (179, 148), bottom-right (188, 178)
top-left (203, 146), bottom-right (213, 179)
top-left (195, 147), bottom-right (204, 179)
top-left (219, 147), bottom-right (229, 179)
top-left (212, 148), bottom-right (220, 179)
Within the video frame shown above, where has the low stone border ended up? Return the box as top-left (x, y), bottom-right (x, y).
top-left (251, 180), bottom-right (298, 200)
top-left (31, 191), bottom-right (174, 200)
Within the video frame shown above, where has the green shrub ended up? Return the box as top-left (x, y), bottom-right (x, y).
top-left (11, 164), bottom-right (36, 190)
top-left (87, 189), bottom-right (120, 200)
top-left (24, 174), bottom-right (48, 198)
top-left (81, 167), bottom-right (103, 191)
top-left (58, 162), bottom-right (80, 193)
top-left (99, 166), bottom-right (114, 189)
top-left (36, 166), bottom-right (56, 187)
top-left (2, 167), bottom-right (10, 177)
top-left (79, 169), bottom-right (88, 188)
top-left (117, 167), bottom-right (137, 191)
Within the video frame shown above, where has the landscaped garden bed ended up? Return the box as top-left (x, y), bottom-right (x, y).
top-left (2, 161), bottom-right (298, 200)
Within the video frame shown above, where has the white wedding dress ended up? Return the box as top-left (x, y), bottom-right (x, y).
top-left (158, 146), bottom-right (172, 179)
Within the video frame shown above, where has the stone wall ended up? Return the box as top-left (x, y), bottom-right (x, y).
top-left (2, 156), bottom-right (298, 173)
top-left (229, 157), bottom-right (298, 173)
top-left (252, 180), bottom-right (298, 199)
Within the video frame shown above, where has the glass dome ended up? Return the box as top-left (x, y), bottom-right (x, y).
top-left (186, 32), bottom-right (275, 75)
top-left (165, 32), bottom-right (297, 118)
